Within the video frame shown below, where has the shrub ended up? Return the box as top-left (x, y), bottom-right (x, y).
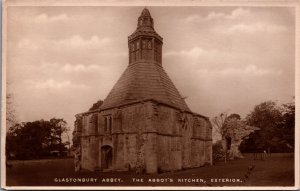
top-left (213, 140), bottom-right (225, 162)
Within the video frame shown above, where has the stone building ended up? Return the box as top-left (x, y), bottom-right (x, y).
top-left (72, 8), bottom-right (212, 174)
top-left (223, 116), bottom-right (260, 160)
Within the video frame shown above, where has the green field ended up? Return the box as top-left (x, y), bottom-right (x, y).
top-left (6, 153), bottom-right (294, 187)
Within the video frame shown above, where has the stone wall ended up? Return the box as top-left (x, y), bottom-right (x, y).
top-left (75, 100), bottom-right (212, 173)
top-left (78, 102), bottom-right (154, 172)
top-left (155, 104), bottom-right (212, 172)
top-left (81, 136), bottom-right (98, 171)
top-left (79, 114), bottom-right (99, 171)
top-left (73, 116), bottom-right (83, 171)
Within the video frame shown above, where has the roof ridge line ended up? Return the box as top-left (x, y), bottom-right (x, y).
top-left (157, 65), bottom-right (190, 109)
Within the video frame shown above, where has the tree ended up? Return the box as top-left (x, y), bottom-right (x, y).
top-left (240, 100), bottom-right (294, 153)
top-left (7, 121), bottom-right (49, 159)
top-left (6, 93), bottom-right (18, 130)
top-left (279, 100), bottom-right (295, 150)
top-left (6, 118), bottom-right (69, 160)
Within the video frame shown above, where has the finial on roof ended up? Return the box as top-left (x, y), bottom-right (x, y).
top-left (137, 7), bottom-right (154, 30)
top-left (141, 7), bottom-right (151, 17)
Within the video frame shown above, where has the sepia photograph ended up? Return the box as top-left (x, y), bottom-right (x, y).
top-left (1, 0), bottom-right (299, 190)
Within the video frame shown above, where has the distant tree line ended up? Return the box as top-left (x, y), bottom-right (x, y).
top-left (5, 96), bottom-right (102, 161)
top-left (6, 118), bottom-right (70, 160)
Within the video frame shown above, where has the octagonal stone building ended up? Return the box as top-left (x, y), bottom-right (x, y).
top-left (72, 8), bottom-right (212, 174)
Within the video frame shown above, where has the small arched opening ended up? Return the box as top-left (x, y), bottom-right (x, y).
top-left (101, 145), bottom-right (113, 170)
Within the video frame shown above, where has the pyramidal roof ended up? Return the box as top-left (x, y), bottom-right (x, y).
top-left (100, 8), bottom-right (190, 111)
top-left (100, 62), bottom-right (190, 111)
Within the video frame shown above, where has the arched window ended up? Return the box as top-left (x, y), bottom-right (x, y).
top-left (104, 115), bottom-right (112, 134)
top-left (91, 114), bottom-right (98, 134)
top-left (147, 41), bottom-right (152, 49)
top-left (109, 116), bottom-right (112, 134)
top-left (142, 40), bottom-right (147, 49)
top-left (104, 117), bottom-right (107, 132)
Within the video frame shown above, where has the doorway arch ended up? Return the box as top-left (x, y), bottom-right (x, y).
top-left (101, 145), bottom-right (113, 170)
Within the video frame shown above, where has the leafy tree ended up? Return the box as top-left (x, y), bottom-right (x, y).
top-left (6, 93), bottom-right (18, 130)
top-left (212, 140), bottom-right (225, 162)
top-left (279, 101), bottom-right (295, 150)
top-left (240, 100), bottom-right (295, 153)
top-left (6, 118), bottom-right (69, 160)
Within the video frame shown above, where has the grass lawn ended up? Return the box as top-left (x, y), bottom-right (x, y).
top-left (6, 153), bottom-right (294, 187)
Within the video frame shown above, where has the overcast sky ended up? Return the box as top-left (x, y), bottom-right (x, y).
top-left (7, 6), bottom-right (295, 135)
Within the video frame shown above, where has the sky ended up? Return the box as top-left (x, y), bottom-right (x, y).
top-left (6, 6), bottom-right (295, 138)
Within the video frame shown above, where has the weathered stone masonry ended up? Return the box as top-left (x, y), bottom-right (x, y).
top-left (73, 8), bottom-right (212, 173)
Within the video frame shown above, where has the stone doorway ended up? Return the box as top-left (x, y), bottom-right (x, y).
top-left (101, 145), bottom-right (112, 171)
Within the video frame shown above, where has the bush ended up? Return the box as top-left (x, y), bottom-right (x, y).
top-left (213, 140), bottom-right (225, 162)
